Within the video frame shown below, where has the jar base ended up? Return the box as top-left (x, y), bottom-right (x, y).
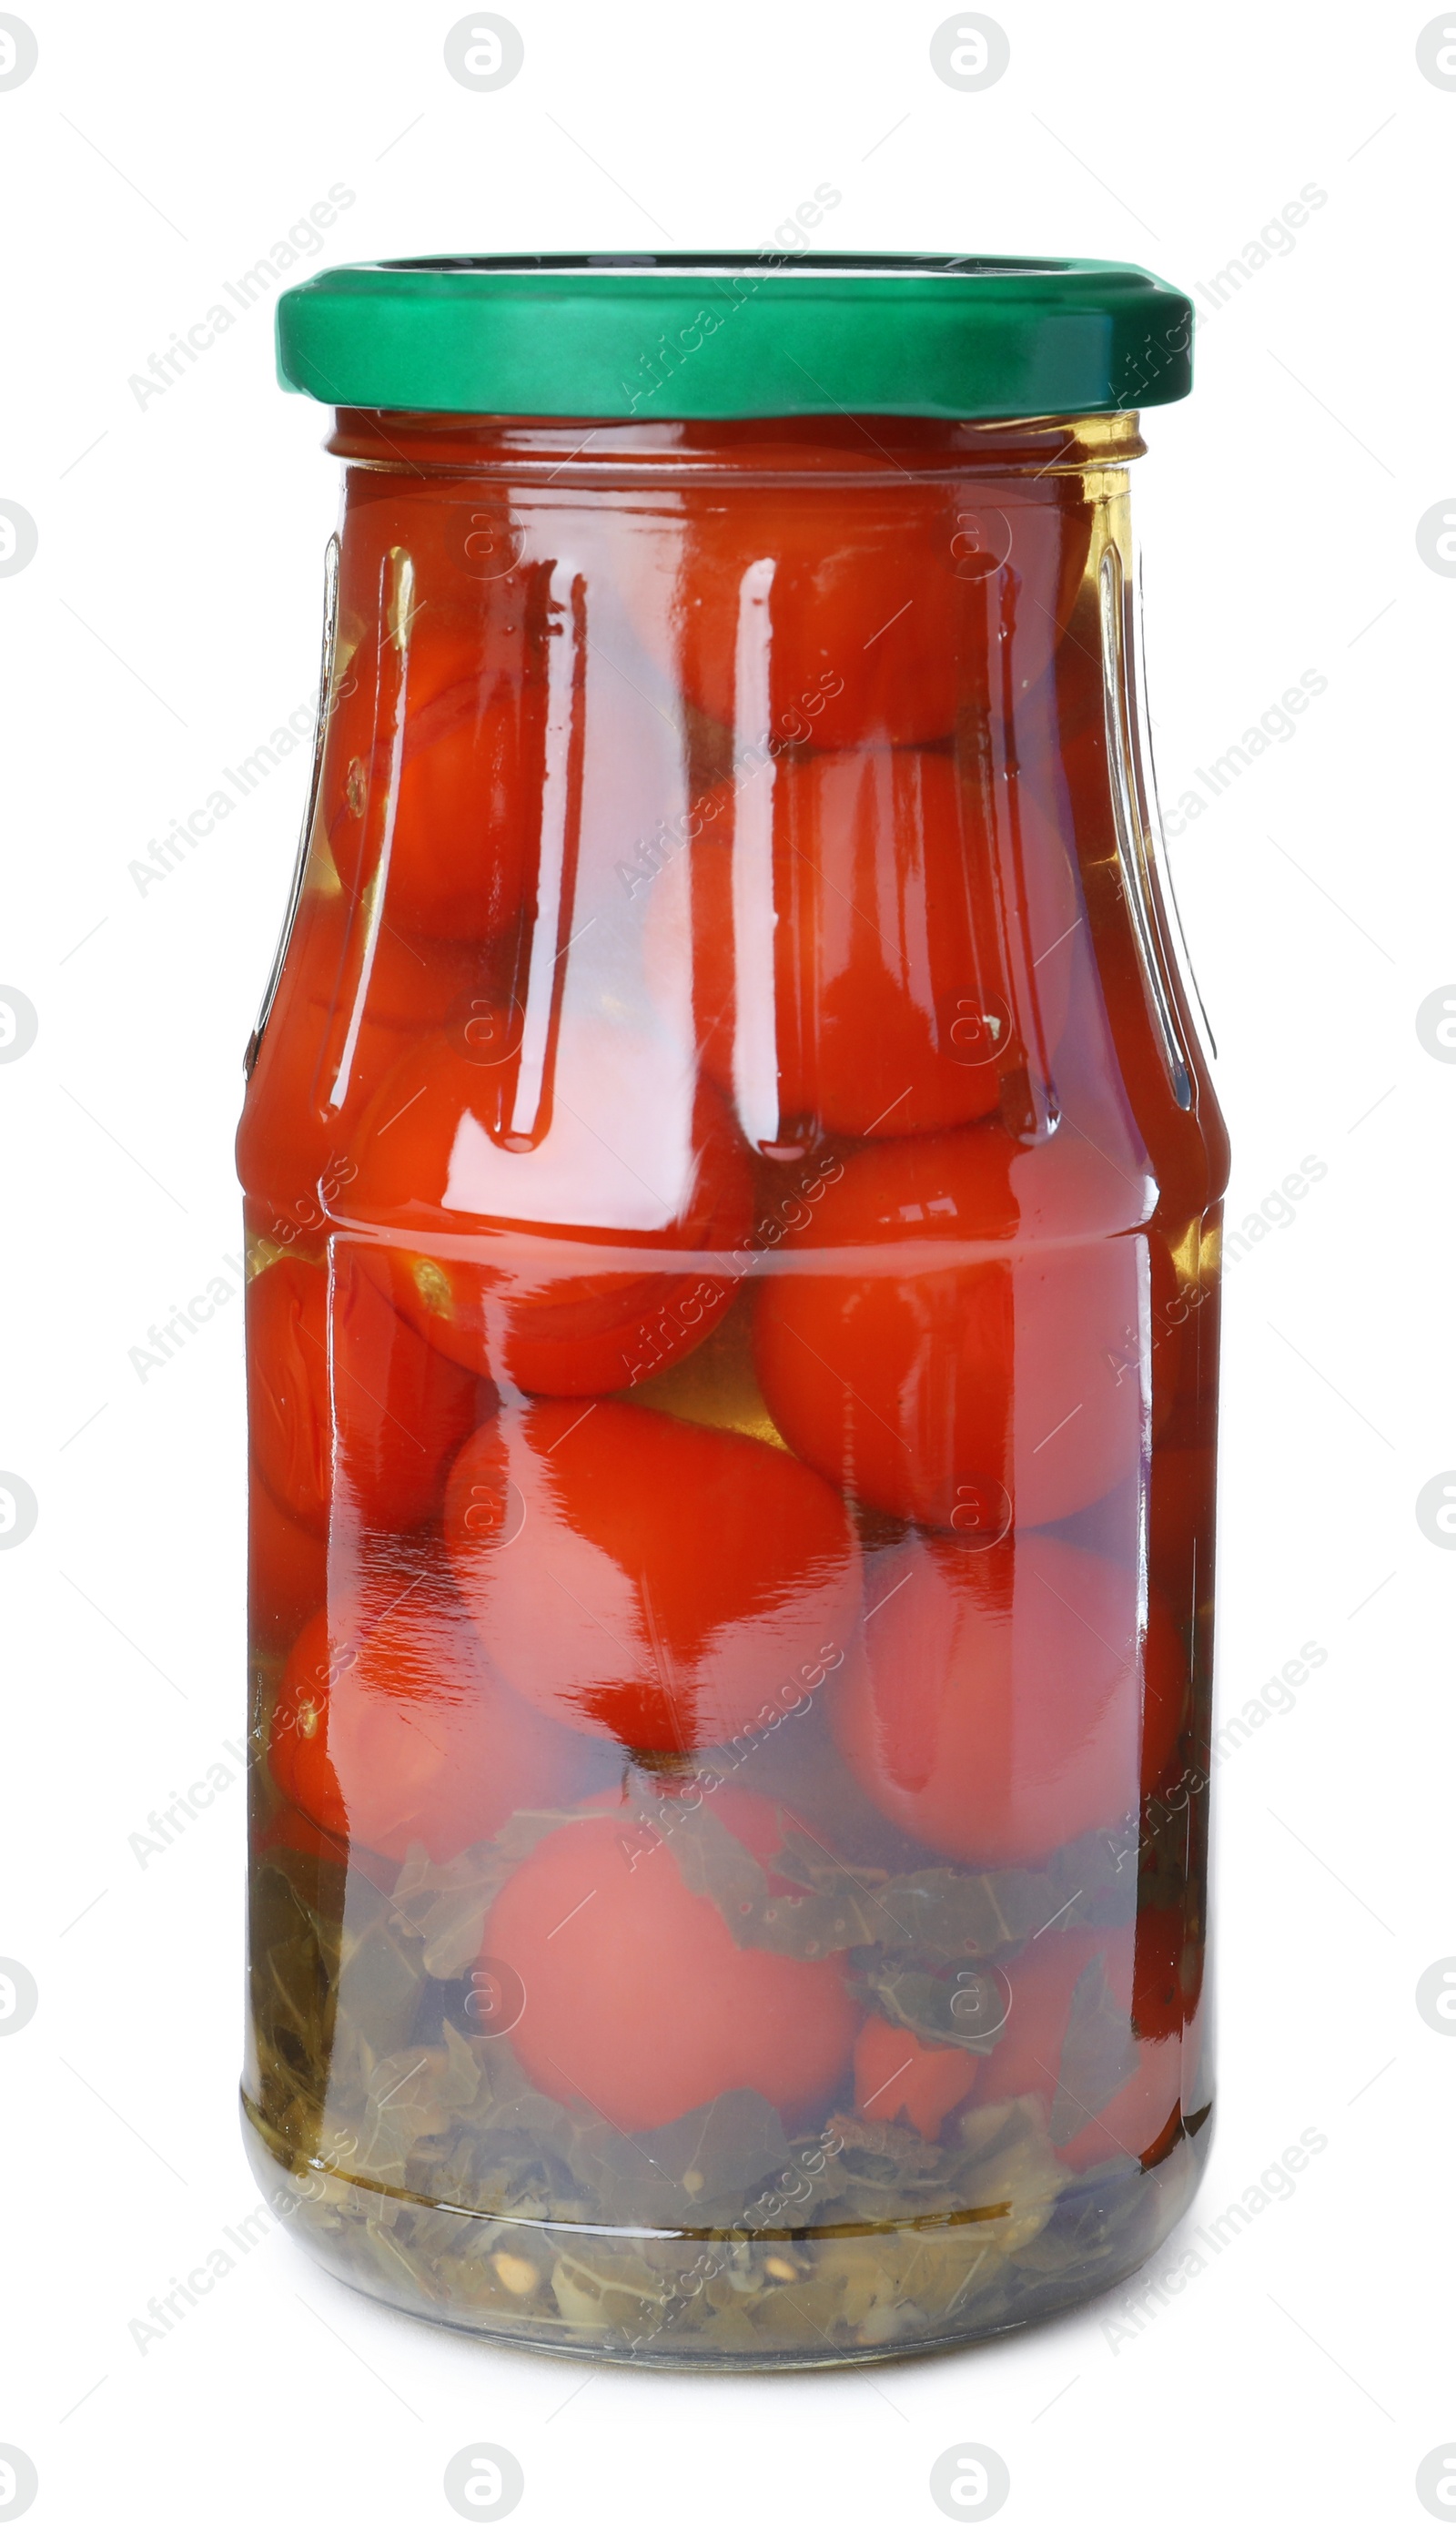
top-left (241, 2087), bottom-right (1212, 2371)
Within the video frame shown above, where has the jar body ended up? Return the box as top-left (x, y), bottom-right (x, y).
top-left (238, 409), bottom-right (1227, 2366)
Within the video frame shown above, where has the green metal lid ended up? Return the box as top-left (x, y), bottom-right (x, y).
top-left (276, 254), bottom-right (1193, 421)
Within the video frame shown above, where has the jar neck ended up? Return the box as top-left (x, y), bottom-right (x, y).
top-left (327, 407), bottom-right (1146, 484)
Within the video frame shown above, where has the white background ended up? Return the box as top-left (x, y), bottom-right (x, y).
top-left (1, 4), bottom-right (1452, 2529)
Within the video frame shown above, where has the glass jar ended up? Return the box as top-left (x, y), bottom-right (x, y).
top-left (238, 255), bottom-right (1226, 2367)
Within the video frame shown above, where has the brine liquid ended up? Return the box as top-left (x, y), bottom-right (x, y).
top-left (239, 409), bottom-right (1224, 2365)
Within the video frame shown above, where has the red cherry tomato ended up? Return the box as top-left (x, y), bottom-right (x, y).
top-left (481, 1786), bottom-right (859, 2130)
top-left (1057, 2034), bottom-right (1183, 2172)
top-left (270, 1577), bottom-right (598, 1863)
top-left (248, 1475), bottom-right (328, 1655)
top-left (632, 479), bottom-right (1089, 753)
top-left (346, 1011), bottom-right (754, 1395)
top-left (237, 887), bottom-right (479, 1243)
top-left (643, 754), bottom-right (1078, 1148)
top-left (979, 1922), bottom-right (1135, 2107)
top-left (321, 613), bottom-right (538, 946)
top-left (331, 462), bottom-right (541, 657)
top-left (853, 2015), bottom-right (980, 2141)
top-left (246, 1251), bottom-right (490, 1537)
top-left (443, 1395), bottom-right (863, 1753)
top-left (753, 1122), bottom-right (1151, 1531)
top-left (976, 1914), bottom-right (1190, 2167)
top-left (834, 1535), bottom-right (1183, 1867)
